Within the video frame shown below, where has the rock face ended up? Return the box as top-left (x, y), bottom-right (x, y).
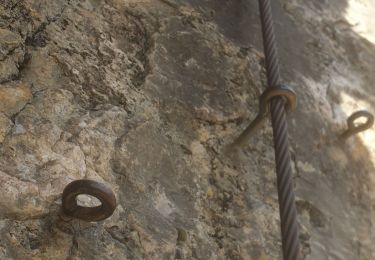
top-left (0, 0), bottom-right (374, 259)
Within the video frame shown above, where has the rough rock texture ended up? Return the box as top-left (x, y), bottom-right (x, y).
top-left (0, 0), bottom-right (374, 259)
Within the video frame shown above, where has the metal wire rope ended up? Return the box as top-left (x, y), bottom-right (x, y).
top-left (258, 1), bottom-right (301, 259)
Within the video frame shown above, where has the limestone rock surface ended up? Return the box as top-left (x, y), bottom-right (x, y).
top-left (0, 0), bottom-right (374, 259)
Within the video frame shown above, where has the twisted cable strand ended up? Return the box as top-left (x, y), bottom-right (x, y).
top-left (258, 0), bottom-right (301, 259)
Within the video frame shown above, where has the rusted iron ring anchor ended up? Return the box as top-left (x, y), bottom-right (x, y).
top-left (62, 180), bottom-right (117, 222)
top-left (232, 84), bottom-right (297, 147)
top-left (340, 110), bottom-right (374, 140)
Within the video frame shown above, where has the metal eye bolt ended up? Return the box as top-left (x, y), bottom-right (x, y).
top-left (340, 110), bottom-right (374, 140)
top-left (62, 179), bottom-right (117, 222)
top-left (232, 84), bottom-right (297, 147)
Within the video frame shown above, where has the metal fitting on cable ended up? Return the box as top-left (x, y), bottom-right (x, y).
top-left (62, 179), bottom-right (117, 222)
top-left (232, 84), bottom-right (297, 147)
top-left (340, 110), bottom-right (374, 140)
top-left (236, 0), bottom-right (302, 259)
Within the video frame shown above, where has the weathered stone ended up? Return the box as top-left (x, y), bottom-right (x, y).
top-left (0, 0), bottom-right (374, 259)
top-left (0, 82), bottom-right (32, 117)
top-left (0, 113), bottom-right (13, 143)
top-left (0, 29), bottom-right (22, 60)
top-left (0, 28), bottom-right (25, 82)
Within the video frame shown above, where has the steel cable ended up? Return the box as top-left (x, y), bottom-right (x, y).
top-left (258, 0), bottom-right (301, 259)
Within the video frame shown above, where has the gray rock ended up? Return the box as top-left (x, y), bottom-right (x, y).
top-left (0, 0), bottom-right (374, 259)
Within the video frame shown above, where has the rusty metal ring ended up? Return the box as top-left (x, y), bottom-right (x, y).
top-left (62, 180), bottom-right (117, 222)
top-left (259, 84), bottom-right (297, 114)
top-left (340, 110), bottom-right (374, 140)
top-left (232, 84), bottom-right (297, 147)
